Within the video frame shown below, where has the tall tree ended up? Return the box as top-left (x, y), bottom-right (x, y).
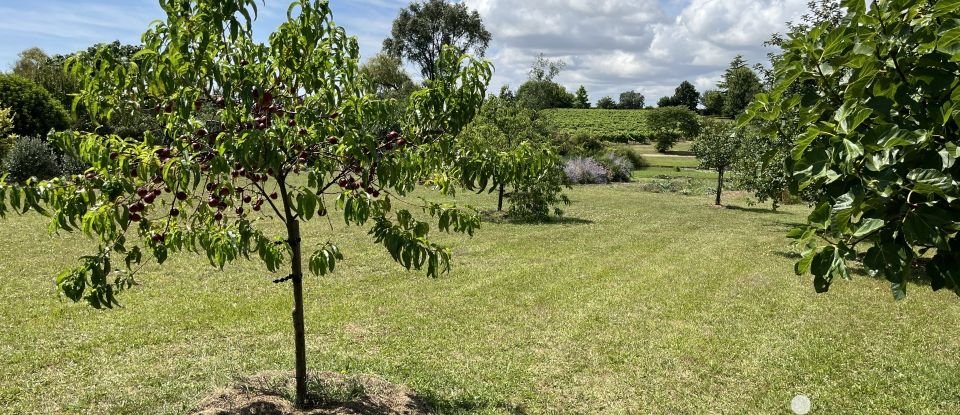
top-left (516, 55), bottom-right (573, 110)
top-left (692, 119), bottom-right (740, 205)
top-left (573, 85), bottom-right (590, 109)
top-left (741, 0), bottom-right (960, 299)
top-left (618, 91), bottom-right (645, 109)
top-left (671, 81), bottom-right (700, 112)
top-left (0, 0), bottom-right (501, 408)
top-left (383, 0), bottom-right (491, 81)
top-left (719, 55), bottom-right (762, 117)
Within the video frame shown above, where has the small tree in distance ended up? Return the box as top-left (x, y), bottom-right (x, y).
top-left (0, 0), bottom-right (500, 408)
top-left (573, 85), bottom-right (590, 109)
top-left (692, 119), bottom-right (740, 205)
top-left (647, 106), bottom-right (701, 153)
top-left (596, 96), bottom-right (617, 109)
top-left (618, 91), bottom-right (645, 109)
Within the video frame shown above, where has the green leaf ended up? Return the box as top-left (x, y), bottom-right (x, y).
top-left (853, 218), bottom-right (884, 238)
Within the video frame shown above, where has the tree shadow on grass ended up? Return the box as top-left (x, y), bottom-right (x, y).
top-left (763, 220), bottom-right (807, 232)
top-left (725, 204), bottom-right (789, 215)
top-left (480, 211), bottom-right (594, 226)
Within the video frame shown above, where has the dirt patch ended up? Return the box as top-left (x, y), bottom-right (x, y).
top-left (190, 371), bottom-right (430, 415)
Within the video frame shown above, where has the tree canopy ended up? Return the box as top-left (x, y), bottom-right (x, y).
top-left (618, 91), bottom-right (645, 109)
top-left (741, 0), bottom-right (960, 299)
top-left (671, 81), bottom-right (700, 112)
top-left (719, 55), bottom-right (763, 117)
top-left (383, 0), bottom-right (491, 81)
top-left (573, 85), bottom-right (590, 109)
top-left (0, 74), bottom-right (71, 137)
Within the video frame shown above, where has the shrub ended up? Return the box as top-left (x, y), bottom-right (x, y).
top-left (597, 153), bottom-right (633, 182)
top-left (564, 157), bottom-right (608, 184)
top-left (609, 147), bottom-right (648, 169)
top-left (0, 74), bottom-right (71, 138)
top-left (3, 136), bottom-right (60, 182)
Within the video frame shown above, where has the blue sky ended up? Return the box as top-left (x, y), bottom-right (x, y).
top-left (0, 0), bottom-right (808, 103)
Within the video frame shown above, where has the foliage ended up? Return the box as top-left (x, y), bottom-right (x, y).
top-left (383, 0), bottom-right (491, 81)
top-left (0, 107), bottom-right (14, 159)
top-left (458, 95), bottom-right (569, 219)
top-left (2, 136), bottom-right (61, 183)
top-left (737, 0), bottom-right (845, 210)
top-left (563, 157), bottom-right (608, 184)
top-left (719, 56), bottom-right (763, 118)
top-left (516, 80), bottom-right (573, 110)
top-left (596, 96), bottom-right (616, 109)
top-left (0, 74), bottom-right (71, 137)
top-left (608, 146), bottom-right (648, 169)
top-left (741, 0), bottom-right (960, 299)
top-left (701, 90), bottom-right (725, 116)
top-left (671, 81), bottom-right (700, 112)
top-left (647, 106), bottom-right (701, 153)
top-left (551, 131), bottom-right (603, 157)
top-left (516, 54), bottom-right (573, 110)
top-left (573, 85), bottom-right (590, 109)
top-left (360, 53), bottom-right (417, 100)
top-left (0, 0), bottom-right (500, 407)
top-left (692, 119), bottom-right (741, 205)
top-left (657, 96), bottom-right (676, 108)
top-left (541, 109), bottom-right (650, 143)
top-left (596, 153), bottom-right (633, 182)
top-left (618, 91), bottom-right (645, 109)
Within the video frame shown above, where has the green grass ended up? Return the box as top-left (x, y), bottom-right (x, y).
top-left (2, 184), bottom-right (959, 414)
top-left (542, 109), bottom-right (650, 142)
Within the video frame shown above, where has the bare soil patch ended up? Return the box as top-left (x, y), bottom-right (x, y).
top-left (190, 371), bottom-right (430, 415)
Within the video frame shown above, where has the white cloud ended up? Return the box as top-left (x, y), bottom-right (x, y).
top-left (464, 0), bottom-right (808, 103)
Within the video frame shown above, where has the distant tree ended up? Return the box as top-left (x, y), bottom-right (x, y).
top-left (693, 119), bottom-right (741, 205)
top-left (573, 85), bottom-right (590, 109)
top-left (618, 91), bottom-right (645, 109)
top-left (700, 90), bottom-right (725, 116)
top-left (719, 55), bottom-right (762, 117)
top-left (360, 53), bottom-right (416, 99)
top-left (0, 74), bottom-right (70, 138)
top-left (657, 96), bottom-right (677, 108)
top-left (596, 96), bottom-right (617, 109)
top-left (671, 81), bottom-right (700, 112)
top-left (647, 106), bottom-right (701, 153)
top-left (516, 55), bottom-right (573, 110)
top-left (383, 0), bottom-right (491, 81)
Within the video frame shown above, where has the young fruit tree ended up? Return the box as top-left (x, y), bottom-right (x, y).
top-left (457, 94), bottom-right (569, 220)
top-left (0, 0), bottom-right (499, 407)
top-left (741, 0), bottom-right (960, 299)
top-left (692, 119), bottom-right (741, 206)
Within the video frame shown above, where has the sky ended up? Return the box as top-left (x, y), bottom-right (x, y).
top-left (0, 0), bottom-right (811, 104)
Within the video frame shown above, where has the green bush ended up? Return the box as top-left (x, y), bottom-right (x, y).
top-left (3, 136), bottom-right (61, 182)
top-left (608, 147), bottom-right (648, 169)
top-left (646, 106), bottom-right (701, 153)
top-left (0, 74), bottom-right (71, 138)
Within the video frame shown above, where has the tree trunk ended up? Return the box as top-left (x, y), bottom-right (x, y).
top-left (278, 180), bottom-right (308, 408)
top-left (287, 218), bottom-right (307, 407)
top-left (715, 167), bottom-right (724, 206)
top-left (497, 183), bottom-right (505, 212)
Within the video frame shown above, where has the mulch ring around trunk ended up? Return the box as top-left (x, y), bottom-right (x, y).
top-left (190, 371), bottom-right (430, 415)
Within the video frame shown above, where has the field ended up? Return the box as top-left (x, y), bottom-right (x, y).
top-left (541, 109), bottom-right (650, 142)
top-left (2, 180), bottom-right (959, 414)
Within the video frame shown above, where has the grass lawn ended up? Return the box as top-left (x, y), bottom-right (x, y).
top-left (1, 182), bottom-right (959, 414)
